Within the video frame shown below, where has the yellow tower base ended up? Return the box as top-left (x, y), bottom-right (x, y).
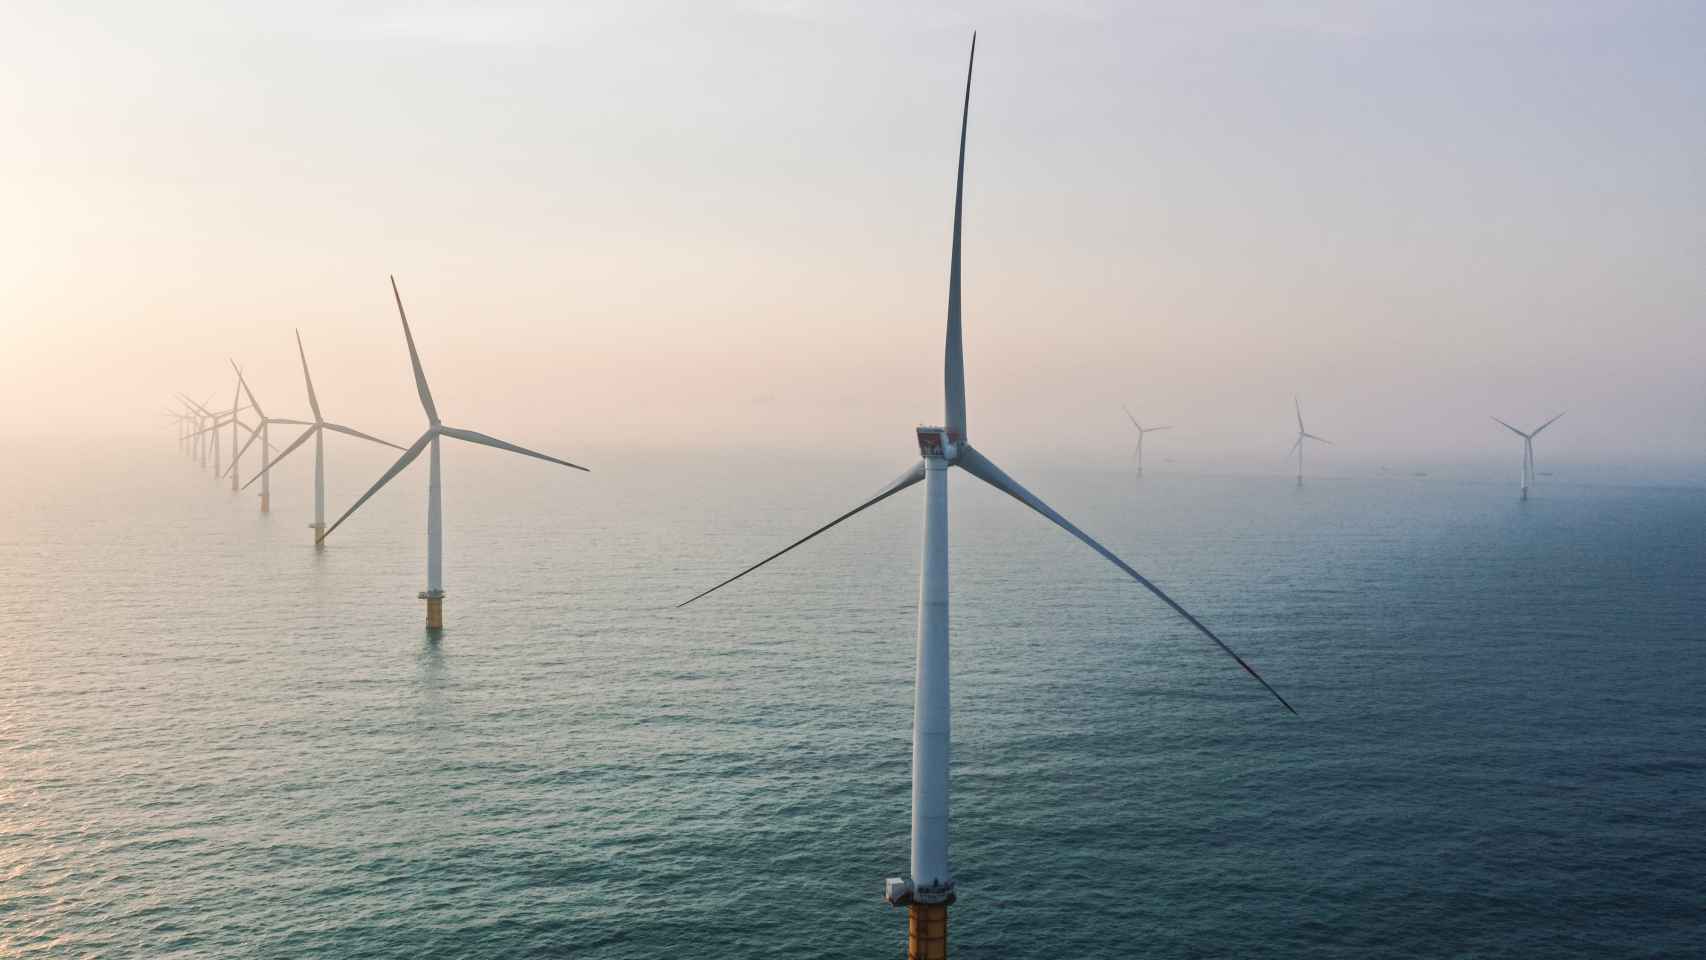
top-left (425, 597), bottom-right (444, 630)
top-left (260, 493), bottom-right (270, 513)
top-left (908, 903), bottom-right (947, 960)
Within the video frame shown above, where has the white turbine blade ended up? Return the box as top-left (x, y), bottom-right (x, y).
top-left (1122, 404), bottom-right (1142, 431)
top-left (268, 418), bottom-right (315, 427)
top-left (230, 359), bottom-right (265, 420)
top-left (438, 425), bottom-right (589, 472)
top-left (1531, 411), bottom-right (1565, 437)
top-left (678, 460), bottom-right (927, 608)
top-left (957, 444), bottom-right (1296, 714)
top-left (942, 33), bottom-right (975, 443)
top-left (318, 429), bottom-right (435, 542)
top-left (1490, 416), bottom-right (1529, 439)
top-left (243, 425), bottom-right (316, 490)
top-left (228, 426), bottom-right (264, 474)
top-left (1295, 395), bottom-right (1305, 433)
top-left (389, 276), bottom-right (439, 424)
top-left (1303, 432), bottom-right (1333, 445)
top-left (1285, 437), bottom-right (1301, 459)
top-left (294, 329), bottom-right (323, 423)
top-left (321, 422), bottom-right (407, 451)
top-left (1146, 425), bottom-right (1173, 433)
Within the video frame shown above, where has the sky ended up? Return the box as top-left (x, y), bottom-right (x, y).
top-left (2, 1), bottom-right (1702, 472)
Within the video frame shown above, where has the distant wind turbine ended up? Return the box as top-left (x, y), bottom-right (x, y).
top-left (1121, 405), bottom-right (1171, 479)
top-left (679, 37), bottom-right (1293, 959)
top-left (316, 277), bottom-right (589, 628)
top-left (225, 360), bottom-right (312, 513)
top-left (182, 394), bottom-right (253, 482)
top-left (243, 331), bottom-right (403, 536)
top-left (1491, 412), bottom-right (1564, 500)
top-left (1288, 396), bottom-right (1332, 486)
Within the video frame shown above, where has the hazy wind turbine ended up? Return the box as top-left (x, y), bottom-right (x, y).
top-left (243, 331), bottom-right (403, 537)
top-left (679, 37), bottom-right (1293, 959)
top-left (316, 278), bottom-right (589, 628)
top-left (179, 394), bottom-right (214, 468)
top-left (1491, 412), bottom-right (1564, 500)
top-left (225, 360), bottom-right (313, 513)
top-left (1288, 396), bottom-right (1332, 486)
top-left (164, 408), bottom-right (192, 454)
top-left (1121, 404), bottom-right (1172, 479)
top-left (181, 394), bottom-right (247, 480)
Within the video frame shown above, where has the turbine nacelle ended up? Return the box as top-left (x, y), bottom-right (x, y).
top-left (916, 426), bottom-right (958, 462)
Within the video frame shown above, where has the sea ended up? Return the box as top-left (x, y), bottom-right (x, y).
top-left (2, 440), bottom-right (1702, 958)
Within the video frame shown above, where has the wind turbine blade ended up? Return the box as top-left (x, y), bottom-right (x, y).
top-left (1531, 411), bottom-right (1566, 437)
top-left (180, 394), bottom-right (215, 418)
top-left (1121, 404), bottom-right (1142, 431)
top-left (438, 425), bottom-right (589, 472)
top-left (243, 425), bottom-right (316, 490)
top-left (318, 429), bottom-right (435, 542)
top-left (268, 418), bottom-right (315, 427)
top-left (1303, 433), bottom-right (1333, 445)
top-left (228, 426), bottom-right (263, 474)
top-left (230, 359), bottom-right (264, 420)
top-left (942, 33), bottom-right (975, 443)
top-left (1147, 426), bottom-right (1173, 433)
top-left (1295, 396), bottom-right (1305, 433)
top-left (390, 276), bottom-right (439, 424)
top-left (294, 329), bottom-right (323, 422)
top-left (678, 460), bottom-right (928, 608)
top-left (957, 444), bottom-right (1296, 714)
top-left (1285, 437), bottom-right (1301, 459)
top-left (1490, 416), bottom-right (1529, 439)
top-left (321, 422), bottom-right (407, 451)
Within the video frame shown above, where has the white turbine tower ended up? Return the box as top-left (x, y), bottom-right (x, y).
top-left (1491, 412), bottom-right (1564, 500)
top-left (679, 37), bottom-right (1293, 959)
top-left (242, 331), bottom-right (403, 537)
top-left (1121, 405), bottom-right (1172, 479)
top-left (316, 277), bottom-right (590, 628)
top-left (1288, 396), bottom-right (1332, 486)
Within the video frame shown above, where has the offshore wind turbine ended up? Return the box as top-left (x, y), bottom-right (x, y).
top-left (679, 37), bottom-right (1293, 959)
top-left (243, 331), bottom-right (403, 537)
top-left (225, 360), bottom-right (313, 513)
top-left (1121, 404), bottom-right (1171, 478)
top-left (1288, 396), bottom-right (1332, 486)
top-left (181, 394), bottom-right (248, 481)
top-left (316, 277), bottom-right (589, 628)
top-left (179, 395), bottom-right (214, 468)
top-left (1491, 412), bottom-right (1564, 500)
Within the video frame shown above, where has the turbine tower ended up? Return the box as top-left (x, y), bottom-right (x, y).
top-left (680, 38), bottom-right (1293, 959)
top-left (1121, 405), bottom-right (1171, 479)
top-left (1491, 412), bottom-right (1564, 500)
top-left (243, 331), bottom-right (403, 538)
top-left (1288, 396), bottom-right (1332, 486)
top-left (316, 277), bottom-right (589, 628)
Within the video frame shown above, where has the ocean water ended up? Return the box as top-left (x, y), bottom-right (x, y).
top-left (2, 442), bottom-right (1702, 958)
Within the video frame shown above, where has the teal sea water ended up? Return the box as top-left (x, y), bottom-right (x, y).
top-left (2, 443), bottom-right (1702, 958)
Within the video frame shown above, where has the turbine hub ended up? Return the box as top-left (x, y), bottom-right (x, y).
top-left (916, 426), bottom-right (958, 462)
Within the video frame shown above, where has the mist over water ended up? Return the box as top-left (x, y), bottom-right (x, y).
top-left (2, 443), bottom-right (1702, 958)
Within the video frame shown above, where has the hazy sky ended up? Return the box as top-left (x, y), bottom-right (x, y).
top-left (3, 1), bottom-right (1702, 468)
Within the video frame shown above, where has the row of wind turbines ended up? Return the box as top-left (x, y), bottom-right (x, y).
top-left (160, 36), bottom-right (1559, 959)
top-left (1124, 398), bottom-right (1566, 497)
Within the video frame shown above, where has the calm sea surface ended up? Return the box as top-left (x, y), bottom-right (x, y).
top-left (2, 443), bottom-right (1702, 958)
